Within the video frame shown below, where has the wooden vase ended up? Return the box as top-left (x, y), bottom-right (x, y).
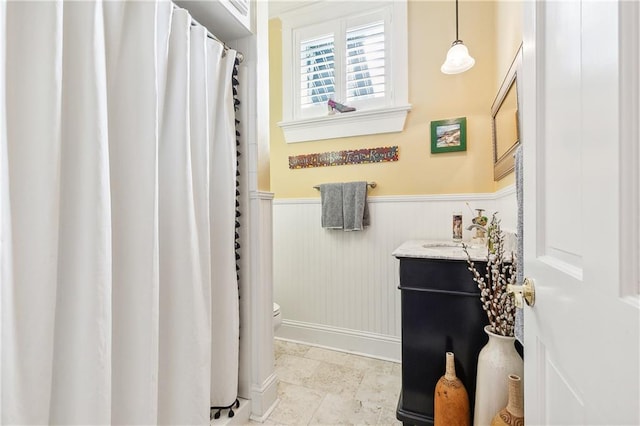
top-left (490, 374), bottom-right (524, 426)
top-left (434, 352), bottom-right (470, 426)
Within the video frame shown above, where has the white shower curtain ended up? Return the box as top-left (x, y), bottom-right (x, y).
top-left (0, 1), bottom-right (240, 424)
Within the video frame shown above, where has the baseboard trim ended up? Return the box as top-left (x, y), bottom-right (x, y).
top-left (249, 372), bottom-right (278, 419)
top-left (249, 398), bottom-right (279, 423)
top-left (276, 320), bottom-right (401, 362)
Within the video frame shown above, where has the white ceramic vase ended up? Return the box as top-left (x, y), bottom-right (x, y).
top-left (473, 326), bottom-right (524, 426)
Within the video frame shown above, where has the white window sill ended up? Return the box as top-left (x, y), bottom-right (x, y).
top-left (278, 104), bottom-right (412, 143)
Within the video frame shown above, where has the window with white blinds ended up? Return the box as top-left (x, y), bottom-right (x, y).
top-left (299, 20), bottom-right (385, 112)
top-left (279, 1), bottom-right (409, 142)
top-left (294, 10), bottom-right (389, 118)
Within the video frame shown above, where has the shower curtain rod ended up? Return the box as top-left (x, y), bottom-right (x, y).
top-left (172, 4), bottom-right (244, 63)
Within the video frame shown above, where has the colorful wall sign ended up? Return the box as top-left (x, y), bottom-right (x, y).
top-left (289, 146), bottom-right (399, 169)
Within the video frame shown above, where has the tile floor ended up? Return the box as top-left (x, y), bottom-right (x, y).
top-left (253, 339), bottom-right (403, 425)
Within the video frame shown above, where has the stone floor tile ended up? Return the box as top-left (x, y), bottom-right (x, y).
top-left (341, 354), bottom-right (396, 375)
top-left (355, 370), bottom-right (402, 410)
top-left (377, 407), bottom-right (403, 425)
top-left (309, 393), bottom-right (382, 425)
top-left (268, 382), bottom-right (325, 425)
top-left (305, 346), bottom-right (396, 375)
top-left (304, 346), bottom-right (352, 365)
top-left (274, 339), bottom-right (311, 360)
top-left (302, 361), bottom-right (365, 399)
top-left (390, 362), bottom-right (402, 377)
top-left (275, 354), bottom-right (322, 386)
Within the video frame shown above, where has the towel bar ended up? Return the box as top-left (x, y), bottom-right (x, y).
top-left (313, 182), bottom-right (377, 190)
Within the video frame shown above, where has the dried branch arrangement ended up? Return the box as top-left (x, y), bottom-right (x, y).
top-left (463, 213), bottom-right (517, 337)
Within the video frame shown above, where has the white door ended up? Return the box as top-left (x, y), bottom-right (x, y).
top-left (521, 0), bottom-right (639, 424)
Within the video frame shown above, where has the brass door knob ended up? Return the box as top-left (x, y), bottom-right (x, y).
top-left (507, 277), bottom-right (536, 308)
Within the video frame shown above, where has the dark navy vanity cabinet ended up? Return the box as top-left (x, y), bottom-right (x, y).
top-left (394, 255), bottom-right (489, 426)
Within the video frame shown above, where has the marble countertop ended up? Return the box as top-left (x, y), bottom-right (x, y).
top-left (392, 240), bottom-right (492, 261)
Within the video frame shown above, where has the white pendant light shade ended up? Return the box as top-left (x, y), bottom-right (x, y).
top-left (441, 40), bottom-right (475, 74)
top-left (441, 0), bottom-right (475, 75)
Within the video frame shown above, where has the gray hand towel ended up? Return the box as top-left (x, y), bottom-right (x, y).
top-left (514, 145), bottom-right (524, 344)
top-left (320, 183), bottom-right (344, 229)
top-left (342, 181), bottom-right (369, 231)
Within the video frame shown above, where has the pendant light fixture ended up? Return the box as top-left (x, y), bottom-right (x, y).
top-left (441, 0), bottom-right (475, 74)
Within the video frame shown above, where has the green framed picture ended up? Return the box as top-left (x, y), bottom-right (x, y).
top-left (430, 117), bottom-right (467, 153)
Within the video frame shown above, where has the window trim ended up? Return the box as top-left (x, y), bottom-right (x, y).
top-left (278, 0), bottom-right (410, 143)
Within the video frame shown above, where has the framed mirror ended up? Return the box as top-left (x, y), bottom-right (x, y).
top-left (492, 45), bottom-right (522, 180)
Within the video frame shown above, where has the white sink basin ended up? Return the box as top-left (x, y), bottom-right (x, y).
top-left (420, 242), bottom-right (471, 257)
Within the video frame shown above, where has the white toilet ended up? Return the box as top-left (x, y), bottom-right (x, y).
top-left (273, 303), bottom-right (282, 332)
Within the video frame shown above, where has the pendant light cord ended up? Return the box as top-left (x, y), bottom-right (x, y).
top-left (455, 0), bottom-right (459, 41)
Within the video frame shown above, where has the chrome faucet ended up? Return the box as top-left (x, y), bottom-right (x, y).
top-left (467, 223), bottom-right (488, 247)
top-left (469, 208), bottom-right (488, 239)
top-left (467, 224), bottom-right (487, 233)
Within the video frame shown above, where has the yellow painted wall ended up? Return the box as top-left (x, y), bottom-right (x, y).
top-left (256, 0), bottom-right (271, 191)
top-left (495, 0), bottom-right (523, 88)
top-left (494, 0), bottom-right (522, 190)
top-left (269, 1), bottom-right (498, 198)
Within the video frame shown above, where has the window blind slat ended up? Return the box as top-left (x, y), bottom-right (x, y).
top-left (346, 44), bottom-right (384, 60)
top-left (347, 62), bottom-right (385, 74)
top-left (302, 44), bottom-right (334, 53)
top-left (347, 62), bottom-right (386, 72)
top-left (301, 91), bottom-right (334, 99)
top-left (348, 75), bottom-right (386, 85)
top-left (301, 35), bottom-right (333, 47)
top-left (302, 84), bottom-right (335, 93)
top-left (347, 85), bottom-right (385, 102)
top-left (301, 56), bottom-right (334, 66)
top-left (348, 81), bottom-right (385, 90)
top-left (301, 57), bottom-right (334, 66)
top-left (347, 22), bottom-right (384, 38)
top-left (347, 34), bottom-right (385, 48)
top-left (347, 45), bottom-right (383, 56)
top-left (347, 29), bottom-right (384, 39)
top-left (348, 74), bottom-right (385, 84)
top-left (301, 64), bottom-right (336, 77)
top-left (301, 49), bottom-right (334, 60)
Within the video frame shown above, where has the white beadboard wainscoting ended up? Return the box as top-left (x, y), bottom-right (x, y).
top-left (494, 185), bottom-right (517, 232)
top-left (273, 186), bottom-right (516, 362)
